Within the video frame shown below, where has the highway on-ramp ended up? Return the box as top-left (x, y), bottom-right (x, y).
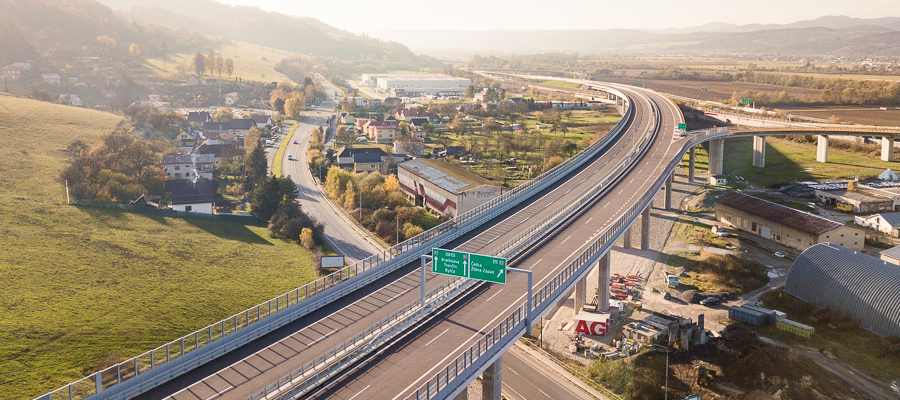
top-left (306, 83), bottom-right (683, 400)
top-left (134, 84), bottom-right (653, 400)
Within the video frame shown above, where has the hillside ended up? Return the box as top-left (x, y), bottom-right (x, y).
top-left (98, 0), bottom-right (433, 67)
top-left (0, 0), bottom-right (208, 66)
top-left (0, 95), bottom-right (318, 399)
top-left (370, 20), bottom-right (900, 57)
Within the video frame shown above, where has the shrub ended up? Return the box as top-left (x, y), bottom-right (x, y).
top-left (300, 228), bottom-right (314, 249)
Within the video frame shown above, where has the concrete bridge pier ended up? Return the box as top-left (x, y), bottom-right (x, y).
top-left (708, 139), bottom-right (724, 175)
top-left (482, 357), bottom-right (502, 400)
top-left (623, 226), bottom-right (632, 249)
top-left (641, 207), bottom-right (651, 250)
top-left (688, 146), bottom-right (696, 182)
top-left (883, 137), bottom-right (894, 162)
top-left (752, 135), bottom-right (766, 168)
top-left (455, 389), bottom-right (468, 400)
top-left (664, 172), bottom-right (673, 209)
top-left (597, 252), bottom-right (610, 312)
top-left (574, 276), bottom-right (586, 313)
top-left (817, 135), bottom-right (829, 163)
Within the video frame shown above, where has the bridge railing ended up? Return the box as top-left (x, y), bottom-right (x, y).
top-left (242, 90), bottom-right (653, 400)
top-left (35, 91), bottom-right (635, 400)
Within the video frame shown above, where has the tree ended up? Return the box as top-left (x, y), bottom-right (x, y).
top-left (244, 144), bottom-right (268, 192)
top-left (206, 51), bottom-right (217, 76)
top-left (212, 107), bottom-right (233, 122)
top-left (403, 223), bottom-right (423, 240)
top-left (129, 43), bottom-right (140, 58)
top-left (225, 58), bottom-right (234, 77)
top-left (300, 228), bottom-right (315, 249)
top-left (216, 56), bottom-right (224, 77)
top-left (335, 126), bottom-right (356, 149)
top-left (97, 36), bottom-right (116, 50)
top-left (192, 52), bottom-right (206, 76)
top-left (284, 93), bottom-right (306, 119)
top-left (251, 176), bottom-right (295, 222)
top-left (325, 166), bottom-right (354, 200)
top-left (383, 174), bottom-right (400, 192)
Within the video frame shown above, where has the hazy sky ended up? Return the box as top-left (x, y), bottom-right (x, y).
top-left (213, 0), bottom-right (900, 32)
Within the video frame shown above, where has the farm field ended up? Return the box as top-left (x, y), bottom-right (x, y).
top-left (0, 95), bottom-right (318, 400)
top-left (600, 75), bottom-right (822, 103)
top-left (144, 40), bottom-right (304, 83)
top-left (784, 106), bottom-right (900, 127)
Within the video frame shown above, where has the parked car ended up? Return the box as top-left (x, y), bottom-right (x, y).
top-left (662, 290), bottom-right (672, 301)
top-left (700, 297), bottom-right (721, 307)
top-left (773, 252), bottom-right (785, 258)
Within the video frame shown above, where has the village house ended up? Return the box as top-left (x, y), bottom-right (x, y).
top-left (203, 119), bottom-right (255, 137)
top-left (364, 120), bottom-right (401, 144)
top-left (174, 130), bottom-right (198, 149)
top-left (57, 94), bottom-right (82, 107)
top-left (165, 178), bottom-right (216, 214)
top-left (186, 111), bottom-right (211, 128)
top-left (41, 73), bottom-right (61, 85)
top-left (162, 154), bottom-right (216, 180)
top-left (250, 114), bottom-right (272, 128)
top-left (186, 75), bottom-right (201, 87)
top-left (194, 143), bottom-right (241, 166)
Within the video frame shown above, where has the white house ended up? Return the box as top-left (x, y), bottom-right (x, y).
top-left (854, 212), bottom-right (900, 238)
top-left (166, 178), bottom-right (216, 214)
top-left (162, 154), bottom-right (216, 180)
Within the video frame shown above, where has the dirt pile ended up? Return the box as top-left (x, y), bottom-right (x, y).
top-left (726, 346), bottom-right (858, 400)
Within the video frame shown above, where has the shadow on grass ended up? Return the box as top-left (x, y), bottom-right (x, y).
top-left (184, 218), bottom-right (273, 245)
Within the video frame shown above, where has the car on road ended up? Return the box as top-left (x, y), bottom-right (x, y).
top-left (700, 297), bottom-right (721, 307)
top-left (773, 252), bottom-right (785, 258)
top-left (293, 140), bottom-right (298, 144)
top-left (287, 154), bottom-right (293, 160)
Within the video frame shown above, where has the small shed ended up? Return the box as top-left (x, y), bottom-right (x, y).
top-left (708, 175), bottom-right (727, 186)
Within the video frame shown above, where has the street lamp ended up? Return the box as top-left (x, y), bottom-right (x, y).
top-left (648, 344), bottom-right (670, 400)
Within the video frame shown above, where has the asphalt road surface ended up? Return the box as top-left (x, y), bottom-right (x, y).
top-left (306, 83), bottom-right (684, 400)
top-left (136, 83), bottom-right (654, 400)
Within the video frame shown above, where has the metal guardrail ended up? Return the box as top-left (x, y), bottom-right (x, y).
top-left (244, 91), bottom-right (649, 400)
top-left (35, 88), bottom-right (634, 400)
top-left (403, 97), bottom-right (665, 400)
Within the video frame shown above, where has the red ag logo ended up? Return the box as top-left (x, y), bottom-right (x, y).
top-left (575, 320), bottom-right (608, 336)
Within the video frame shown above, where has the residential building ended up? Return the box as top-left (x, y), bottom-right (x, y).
top-left (398, 158), bottom-right (503, 217)
top-left (340, 112), bottom-right (356, 125)
top-left (397, 108), bottom-right (424, 122)
top-left (186, 75), bottom-right (201, 87)
top-left (194, 143), bottom-right (241, 166)
top-left (139, 95), bottom-right (161, 106)
top-left (162, 154), bottom-right (216, 180)
top-left (186, 111), bottom-right (211, 128)
top-left (353, 152), bottom-right (383, 173)
top-left (879, 245), bottom-right (900, 265)
top-left (3, 66), bottom-right (22, 80)
top-left (41, 73), bottom-right (61, 85)
top-left (715, 191), bottom-right (864, 251)
top-left (786, 243), bottom-right (900, 338)
top-left (166, 178), bottom-right (216, 214)
top-left (364, 120), bottom-right (401, 144)
top-left (174, 130), bottom-right (197, 149)
top-left (854, 212), bottom-right (900, 237)
top-left (57, 94), bottom-right (82, 107)
top-left (816, 189), bottom-right (894, 213)
top-left (203, 119), bottom-right (254, 137)
top-left (250, 114), bottom-right (272, 128)
top-left (335, 146), bottom-right (387, 169)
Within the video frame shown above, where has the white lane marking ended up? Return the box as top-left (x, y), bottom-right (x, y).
top-left (485, 289), bottom-right (504, 302)
top-left (584, 217), bottom-right (593, 225)
top-left (603, 203), bottom-right (609, 208)
top-left (204, 386), bottom-right (233, 400)
top-left (509, 367), bottom-right (520, 376)
top-left (424, 329), bottom-right (450, 347)
top-left (528, 259), bottom-right (542, 270)
top-left (347, 385), bottom-right (371, 400)
top-left (307, 328), bottom-right (337, 346)
top-left (537, 387), bottom-right (551, 398)
top-left (388, 288), bottom-right (412, 302)
top-left (561, 236), bottom-right (571, 244)
top-left (504, 384), bottom-right (526, 400)
top-left (391, 294), bottom-right (527, 400)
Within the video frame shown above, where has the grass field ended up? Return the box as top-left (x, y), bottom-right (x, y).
top-left (688, 136), bottom-right (900, 186)
top-left (0, 95), bottom-right (318, 399)
top-left (785, 107), bottom-right (900, 127)
top-left (542, 80), bottom-right (581, 89)
top-left (145, 40), bottom-right (305, 83)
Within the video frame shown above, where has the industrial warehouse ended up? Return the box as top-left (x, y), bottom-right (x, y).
top-left (715, 191), bottom-right (864, 251)
top-left (397, 159), bottom-right (502, 217)
top-left (360, 73), bottom-right (472, 97)
top-left (785, 243), bottom-right (900, 338)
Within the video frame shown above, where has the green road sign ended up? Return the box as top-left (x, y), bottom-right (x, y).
top-left (468, 253), bottom-right (507, 284)
top-left (678, 123), bottom-right (687, 130)
top-left (633, 82), bottom-right (643, 87)
top-left (742, 98), bottom-right (752, 104)
top-left (431, 249), bottom-right (507, 284)
top-left (432, 249), bottom-right (468, 278)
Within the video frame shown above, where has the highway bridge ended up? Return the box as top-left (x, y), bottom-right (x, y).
top-left (37, 73), bottom-right (900, 400)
